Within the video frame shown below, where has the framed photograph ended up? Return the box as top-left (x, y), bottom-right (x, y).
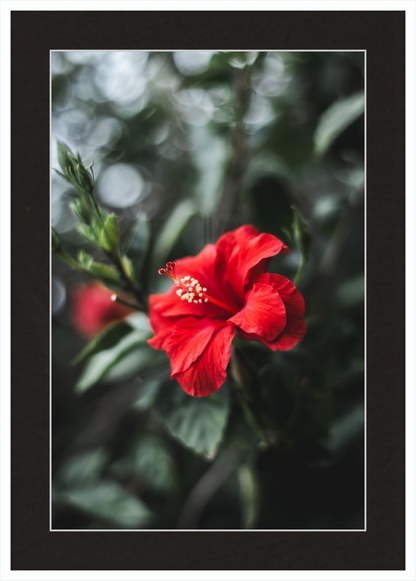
top-left (6, 6), bottom-right (407, 574)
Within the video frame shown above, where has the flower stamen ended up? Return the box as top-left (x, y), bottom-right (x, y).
top-left (158, 262), bottom-right (235, 313)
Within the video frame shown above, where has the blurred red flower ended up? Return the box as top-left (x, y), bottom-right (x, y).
top-left (72, 282), bottom-right (132, 338)
top-left (149, 225), bottom-right (307, 397)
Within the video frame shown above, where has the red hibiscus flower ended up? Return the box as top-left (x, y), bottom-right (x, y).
top-left (148, 225), bottom-right (307, 397)
top-left (72, 282), bottom-right (133, 338)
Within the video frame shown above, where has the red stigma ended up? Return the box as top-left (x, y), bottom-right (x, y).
top-left (158, 262), bottom-right (179, 283)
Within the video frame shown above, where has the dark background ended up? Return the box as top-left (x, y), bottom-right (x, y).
top-left (12, 10), bottom-right (404, 570)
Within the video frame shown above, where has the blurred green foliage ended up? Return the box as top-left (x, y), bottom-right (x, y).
top-left (52, 51), bottom-right (364, 530)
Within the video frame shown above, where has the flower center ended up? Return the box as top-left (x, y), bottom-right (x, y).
top-left (158, 262), bottom-right (236, 314)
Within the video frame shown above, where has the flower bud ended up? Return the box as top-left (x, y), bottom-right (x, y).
top-left (57, 141), bottom-right (94, 194)
top-left (57, 141), bottom-right (74, 174)
top-left (72, 282), bottom-right (133, 338)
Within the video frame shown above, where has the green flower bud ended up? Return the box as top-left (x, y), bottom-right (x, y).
top-left (57, 141), bottom-right (94, 194)
top-left (57, 141), bottom-right (74, 174)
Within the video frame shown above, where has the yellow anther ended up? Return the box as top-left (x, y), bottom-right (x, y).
top-left (168, 271), bottom-right (212, 308)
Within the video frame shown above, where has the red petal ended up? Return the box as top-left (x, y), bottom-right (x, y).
top-left (148, 294), bottom-right (175, 334)
top-left (238, 273), bottom-right (306, 350)
top-left (174, 243), bottom-right (218, 285)
top-left (257, 273), bottom-right (305, 318)
top-left (149, 243), bottom-right (240, 323)
top-left (216, 225), bottom-right (289, 298)
top-left (229, 282), bottom-right (286, 341)
top-left (173, 324), bottom-right (235, 397)
top-left (149, 288), bottom-right (231, 323)
top-left (149, 317), bottom-right (225, 375)
top-left (239, 317), bottom-right (307, 351)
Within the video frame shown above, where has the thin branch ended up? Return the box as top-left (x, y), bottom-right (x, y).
top-left (110, 294), bottom-right (142, 311)
top-left (177, 452), bottom-right (239, 529)
top-left (214, 68), bottom-right (251, 237)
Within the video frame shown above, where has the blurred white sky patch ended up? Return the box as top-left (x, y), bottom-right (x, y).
top-left (173, 51), bottom-right (214, 76)
top-left (97, 163), bottom-right (147, 208)
top-left (174, 87), bottom-right (215, 126)
top-left (253, 52), bottom-right (291, 97)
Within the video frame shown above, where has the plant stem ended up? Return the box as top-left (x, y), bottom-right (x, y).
top-left (109, 250), bottom-right (148, 312)
top-left (294, 253), bottom-right (305, 287)
top-left (59, 250), bottom-right (84, 272)
top-left (110, 294), bottom-right (141, 311)
top-left (230, 347), bottom-right (272, 444)
top-left (88, 187), bottom-right (148, 311)
top-left (214, 67), bottom-right (251, 236)
top-left (88, 187), bottom-right (106, 229)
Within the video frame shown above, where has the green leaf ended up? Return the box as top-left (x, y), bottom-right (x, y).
top-left (112, 434), bottom-right (176, 493)
top-left (314, 92), bottom-right (364, 156)
top-left (51, 227), bottom-right (61, 253)
top-left (238, 462), bottom-right (259, 529)
top-left (72, 321), bottom-right (133, 365)
top-left (88, 262), bottom-right (120, 283)
top-left (127, 312), bottom-right (151, 333)
top-left (99, 213), bottom-right (120, 252)
top-left (57, 140), bottom-right (74, 172)
top-left (53, 167), bottom-right (70, 182)
top-left (57, 481), bottom-right (152, 528)
top-left (102, 344), bottom-right (165, 385)
top-left (126, 216), bottom-right (151, 282)
top-left (156, 382), bottom-right (230, 457)
top-left (77, 223), bottom-right (97, 245)
top-left (151, 200), bottom-right (196, 270)
top-left (291, 206), bottom-right (310, 286)
top-left (77, 249), bottom-right (94, 268)
top-left (133, 376), bottom-right (165, 412)
top-left (121, 254), bottom-right (136, 285)
top-left (77, 250), bottom-right (120, 283)
top-left (58, 448), bottom-right (108, 486)
top-left (75, 331), bottom-right (149, 393)
top-left (71, 198), bottom-right (91, 224)
top-left (292, 206), bottom-right (310, 255)
top-left (337, 274), bottom-right (365, 308)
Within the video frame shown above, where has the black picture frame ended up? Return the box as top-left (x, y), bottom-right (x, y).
top-left (11, 10), bottom-right (405, 570)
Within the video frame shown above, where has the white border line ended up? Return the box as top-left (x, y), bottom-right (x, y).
top-left (49, 48), bottom-right (53, 533)
top-left (363, 46), bottom-right (367, 532)
top-left (50, 48), bottom-right (367, 533)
